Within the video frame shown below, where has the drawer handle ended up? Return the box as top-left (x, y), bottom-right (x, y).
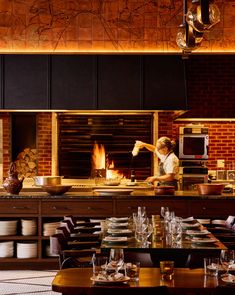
top-left (52, 206), bottom-right (70, 210)
top-left (13, 206), bottom-right (29, 210)
top-left (202, 206), bottom-right (207, 210)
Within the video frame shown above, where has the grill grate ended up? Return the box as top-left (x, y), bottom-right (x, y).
top-left (58, 114), bottom-right (153, 180)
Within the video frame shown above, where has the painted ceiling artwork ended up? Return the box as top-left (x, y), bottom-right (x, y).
top-left (0, 0), bottom-right (233, 53)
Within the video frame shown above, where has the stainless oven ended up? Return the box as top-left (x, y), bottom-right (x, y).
top-left (179, 126), bottom-right (209, 160)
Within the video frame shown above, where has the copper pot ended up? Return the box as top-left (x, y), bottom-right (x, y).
top-left (154, 186), bottom-right (175, 196)
top-left (196, 183), bottom-right (225, 195)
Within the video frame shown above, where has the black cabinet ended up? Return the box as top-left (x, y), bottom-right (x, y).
top-left (51, 55), bottom-right (96, 109)
top-left (143, 55), bottom-right (187, 110)
top-left (1, 54), bottom-right (187, 111)
top-left (97, 55), bottom-right (142, 110)
top-left (4, 55), bottom-right (49, 109)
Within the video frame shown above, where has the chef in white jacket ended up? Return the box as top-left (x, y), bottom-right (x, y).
top-left (134, 137), bottom-right (179, 189)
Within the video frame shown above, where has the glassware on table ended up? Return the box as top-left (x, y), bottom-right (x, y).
top-left (109, 248), bottom-right (125, 274)
top-left (160, 207), bottom-right (169, 219)
top-left (220, 250), bottom-right (235, 277)
top-left (92, 254), bottom-right (108, 278)
top-left (126, 261), bottom-right (140, 281)
top-left (160, 260), bottom-right (174, 280)
top-left (204, 257), bottom-right (220, 277)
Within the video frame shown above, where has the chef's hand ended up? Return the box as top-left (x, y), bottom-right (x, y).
top-left (135, 140), bottom-right (145, 149)
top-left (145, 176), bottom-right (157, 183)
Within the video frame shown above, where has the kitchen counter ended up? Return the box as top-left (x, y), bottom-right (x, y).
top-left (0, 188), bottom-right (235, 199)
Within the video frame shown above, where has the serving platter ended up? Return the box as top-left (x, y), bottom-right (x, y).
top-left (221, 274), bottom-right (235, 284)
top-left (90, 276), bottom-right (130, 284)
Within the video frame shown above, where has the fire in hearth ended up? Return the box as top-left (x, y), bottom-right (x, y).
top-left (91, 143), bottom-right (123, 179)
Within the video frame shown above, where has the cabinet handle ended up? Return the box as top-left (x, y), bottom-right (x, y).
top-left (13, 206), bottom-right (29, 210)
top-left (87, 206), bottom-right (92, 210)
top-left (202, 206), bottom-right (207, 210)
top-left (52, 206), bottom-right (70, 210)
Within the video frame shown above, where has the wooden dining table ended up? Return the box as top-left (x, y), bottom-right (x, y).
top-left (51, 267), bottom-right (234, 295)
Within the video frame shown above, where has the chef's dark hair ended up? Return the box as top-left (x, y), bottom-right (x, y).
top-left (157, 137), bottom-right (176, 151)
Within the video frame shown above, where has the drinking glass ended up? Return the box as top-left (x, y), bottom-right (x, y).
top-left (160, 207), bottom-right (169, 219)
top-left (109, 248), bottom-right (125, 274)
top-left (220, 250), bottom-right (235, 277)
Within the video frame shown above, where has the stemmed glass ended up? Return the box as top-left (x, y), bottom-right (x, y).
top-left (220, 250), bottom-right (235, 277)
top-left (161, 206), bottom-right (169, 219)
top-left (109, 248), bottom-right (125, 274)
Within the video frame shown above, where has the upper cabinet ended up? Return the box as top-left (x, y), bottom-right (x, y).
top-left (3, 55), bottom-right (49, 109)
top-left (143, 55), bottom-right (187, 110)
top-left (97, 55), bottom-right (142, 110)
top-left (51, 55), bottom-right (96, 109)
top-left (0, 55), bottom-right (187, 111)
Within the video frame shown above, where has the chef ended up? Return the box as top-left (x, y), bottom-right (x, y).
top-left (135, 137), bottom-right (179, 189)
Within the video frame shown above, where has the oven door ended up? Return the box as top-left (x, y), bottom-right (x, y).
top-left (179, 134), bottom-right (209, 160)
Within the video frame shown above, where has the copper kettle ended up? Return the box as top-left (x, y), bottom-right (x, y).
top-left (3, 162), bottom-right (24, 195)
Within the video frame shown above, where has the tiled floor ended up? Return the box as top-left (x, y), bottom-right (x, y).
top-left (0, 270), bottom-right (61, 295)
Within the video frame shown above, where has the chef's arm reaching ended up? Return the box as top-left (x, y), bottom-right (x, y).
top-left (146, 173), bottom-right (175, 183)
top-left (135, 141), bottom-right (156, 153)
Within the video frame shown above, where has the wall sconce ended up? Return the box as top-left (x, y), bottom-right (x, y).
top-left (176, 0), bottom-right (220, 54)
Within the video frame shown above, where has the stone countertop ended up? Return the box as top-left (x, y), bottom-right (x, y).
top-left (0, 189), bottom-right (235, 200)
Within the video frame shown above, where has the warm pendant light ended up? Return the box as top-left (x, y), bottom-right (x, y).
top-left (176, 0), bottom-right (203, 53)
top-left (186, 0), bottom-right (220, 33)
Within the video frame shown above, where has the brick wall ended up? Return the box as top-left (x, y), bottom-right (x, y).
top-left (1, 113), bottom-right (52, 178)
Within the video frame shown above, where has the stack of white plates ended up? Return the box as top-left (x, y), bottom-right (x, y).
top-left (43, 221), bottom-right (60, 236)
top-left (16, 242), bottom-right (37, 258)
top-left (0, 241), bottom-right (14, 258)
top-left (21, 219), bottom-right (37, 236)
top-left (0, 220), bottom-right (18, 236)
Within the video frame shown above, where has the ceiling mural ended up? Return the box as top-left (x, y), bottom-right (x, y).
top-left (0, 0), bottom-right (233, 53)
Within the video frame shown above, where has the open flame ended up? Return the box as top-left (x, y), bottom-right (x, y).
top-left (92, 142), bottom-right (123, 179)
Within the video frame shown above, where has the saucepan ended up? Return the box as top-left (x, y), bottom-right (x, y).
top-left (33, 176), bottom-right (63, 186)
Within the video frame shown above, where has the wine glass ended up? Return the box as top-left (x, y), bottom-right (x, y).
top-left (160, 206), bottom-right (169, 219)
top-left (109, 248), bottom-right (125, 274)
top-left (220, 250), bottom-right (235, 277)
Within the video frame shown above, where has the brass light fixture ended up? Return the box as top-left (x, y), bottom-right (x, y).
top-left (176, 0), bottom-right (204, 54)
top-left (176, 0), bottom-right (220, 54)
top-left (186, 0), bottom-right (220, 33)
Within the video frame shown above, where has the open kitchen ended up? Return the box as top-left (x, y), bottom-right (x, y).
top-left (0, 2), bottom-right (235, 292)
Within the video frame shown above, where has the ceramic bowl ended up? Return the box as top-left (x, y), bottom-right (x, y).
top-left (41, 185), bottom-right (72, 195)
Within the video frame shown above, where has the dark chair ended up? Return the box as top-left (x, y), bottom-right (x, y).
top-left (88, 286), bottom-right (170, 295)
top-left (50, 233), bottom-right (97, 269)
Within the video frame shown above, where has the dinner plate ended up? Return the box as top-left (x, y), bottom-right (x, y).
top-left (221, 274), bottom-right (235, 284)
top-left (182, 217), bottom-right (195, 222)
top-left (191, 238), bottom-right (218, 244)
top-left (186, 230), bottom-right (210, 236)
top-left (182, 222), bottom-right (200, 229)
top-left (108, 222), bottom-right (129, 228)
top-left (103, 236), bottom-right (128, 243)
top-left (90, 276), bottom-right (130, 284)
top-left (108, 217), bottom-right (129, 223)
top-left (93, 189), bottom-right (133, 196)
